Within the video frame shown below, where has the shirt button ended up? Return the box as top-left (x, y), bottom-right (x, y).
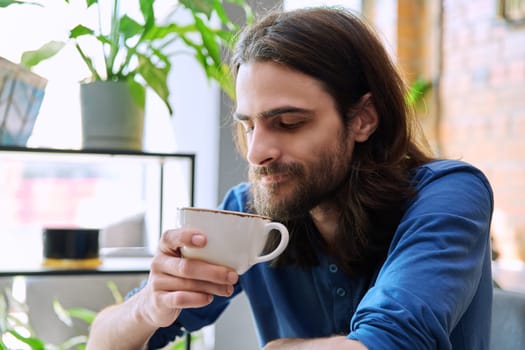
top-left (336, 288), bottom-right (346, 297)
top-left (329, 264), bottom-right (338, 273)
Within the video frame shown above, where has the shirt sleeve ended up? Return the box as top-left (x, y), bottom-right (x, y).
top-left (348, 164), bottom-right (494, 349)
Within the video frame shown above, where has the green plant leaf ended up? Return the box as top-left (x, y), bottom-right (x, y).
top-left (212, 0), bottom-right (244, 31)
top-left (1, 280), bottom-right (133, 350)
top-left (49, 0), bottom-right (252, 111)
top-left (69, 24), bottom-right (95, 39)
top-left (119, 14), bottom-right (144, 40)
top-left (0, 0), bottom-right (41, 7)
top-left (95, 34), bottom-right (112, 46)
top-left (181, 0), bottom-right (214, 18)
top-left (137, 53), bottom-right (172, 114)
top-left (20, 40), bottom-right (65, 69)
top-left (406, 77), bottom-right (431, 106)
top-left (106, 281), bottom-right (123, 304)
top-left (170, 340), bottom-right (186, 350)
top-left (7, 330), bottom-right (45, 350)
top-left (53, 299), bottom-right (74, 327)
top-left (215, 28), bottom-right (236, 49)
top-left (74, 43), bottom-right (101, 81)
top-left (106, 0), bottom-right (121, 76)
top-left (168, 334), bottom-right (201, 350)
top-left (53, 299), bottom-right (97, 327)
top-left (207, 62), bottom-right (235, 99)
top-left (212, 0), bottom-right (232, 27)
top-left (143, 23), bottom-right (195, 41)
top-left (58, 335), bottom-right (88, 350)
top-left (63, 307), bottom-right (97, 325)
top-left (127, 79), bottom-right (146, 110)
top-left (139, 0), bottom-right (155, 32)
top-left (178, 32), bottom-right (235, 98)
top-left (194, 15), bottom-right (222, 66)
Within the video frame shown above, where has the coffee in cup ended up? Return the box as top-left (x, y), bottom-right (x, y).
top-left (178, 207), bottom-right (289, 274)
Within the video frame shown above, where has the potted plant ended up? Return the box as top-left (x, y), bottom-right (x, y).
top-left (1, 281), bottom-right (196, 349)
top-left (52, 0), bottom-right (252, 150)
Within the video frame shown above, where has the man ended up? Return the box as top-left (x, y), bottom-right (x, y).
top-left (87, 7), bottom-right (493, 350)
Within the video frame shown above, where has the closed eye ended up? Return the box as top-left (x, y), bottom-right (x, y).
top-left (275, 114), bottom-right (309, 130)
top-left (234, 106), bottom-right (313, 133)
top-left (278, 120), bottom-right (305, 130)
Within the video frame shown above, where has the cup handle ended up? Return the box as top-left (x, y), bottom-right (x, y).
top-left (254, 222), bottom-right (290, 264)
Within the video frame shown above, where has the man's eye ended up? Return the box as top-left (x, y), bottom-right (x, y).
top-left (278, 120), bottom-right (304, 130)
top-left (275, 114), bottom-right (307, 130)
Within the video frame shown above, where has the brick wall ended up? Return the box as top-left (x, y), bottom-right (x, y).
top-left (366, 0), bottom-right (525, 260)
top-left (440, 0), bottom-right (525, 256)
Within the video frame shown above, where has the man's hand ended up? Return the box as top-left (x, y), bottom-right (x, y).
top-left (263, 336), bottom-right (368, 350)
top-left (134, 228), bottom-right (239, 328)
top-left (87, 228), bottom-right (239, 349)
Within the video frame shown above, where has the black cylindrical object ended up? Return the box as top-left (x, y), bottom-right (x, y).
top-left (42, 228), bottom-right (101, 268)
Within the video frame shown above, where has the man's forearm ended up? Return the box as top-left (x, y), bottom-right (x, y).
top-left (263, 336), bottom-right (368, 350)
top-left (86, 299), bottom-right (157, 350)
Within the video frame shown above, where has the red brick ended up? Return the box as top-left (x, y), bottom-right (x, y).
top-left (510, 112), bottom-right (525, 137)
top-left (379, 0), bottom-right (525, 256)
top-left (509, 59), bottom-right (525, 83)
top-left (467, 42), bottom-right (502, 68)
top-left (490, 63), bottom-right (508, 87)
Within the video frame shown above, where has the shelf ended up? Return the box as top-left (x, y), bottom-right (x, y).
top-left (0, 146), bottom-right (195, 276)
top-left (0, 145), bottom-right (196, 159)
top-left (0, 256), bottom-right (152, 277)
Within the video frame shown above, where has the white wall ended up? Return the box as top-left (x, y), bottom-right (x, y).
top-left (165, 47), bottom-right (220, 209)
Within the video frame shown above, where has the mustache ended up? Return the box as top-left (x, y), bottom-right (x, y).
top-left (249, 162), bottom-right (303, 178)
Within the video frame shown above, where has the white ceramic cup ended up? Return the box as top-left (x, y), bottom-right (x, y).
top-left (178, 207), bottom-right (289, 274)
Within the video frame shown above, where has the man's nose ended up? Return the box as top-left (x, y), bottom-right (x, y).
top-left (246, 125), bottom-right (281, 166)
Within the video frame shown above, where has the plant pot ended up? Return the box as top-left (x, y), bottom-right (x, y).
top-left (80, 81), bottom-right (144, 151)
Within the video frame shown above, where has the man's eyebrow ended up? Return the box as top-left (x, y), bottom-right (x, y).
top-left (233, 106), bottom-right (312, 121)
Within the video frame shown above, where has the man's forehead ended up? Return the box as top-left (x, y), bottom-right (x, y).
top-left (235, 65), bottom-right (329, 115)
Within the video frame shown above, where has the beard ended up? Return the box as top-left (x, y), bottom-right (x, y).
top-left (248, 134), bottom-right (352, 222)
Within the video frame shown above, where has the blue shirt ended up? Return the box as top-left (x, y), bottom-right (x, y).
top-left (147, 160), bottom-right (494, 349)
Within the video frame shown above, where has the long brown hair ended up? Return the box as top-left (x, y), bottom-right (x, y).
top-left (230, 7), bottom-right (433, 276)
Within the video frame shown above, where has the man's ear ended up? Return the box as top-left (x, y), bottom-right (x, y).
top-left (348, 93), bottom-right (378, 142)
